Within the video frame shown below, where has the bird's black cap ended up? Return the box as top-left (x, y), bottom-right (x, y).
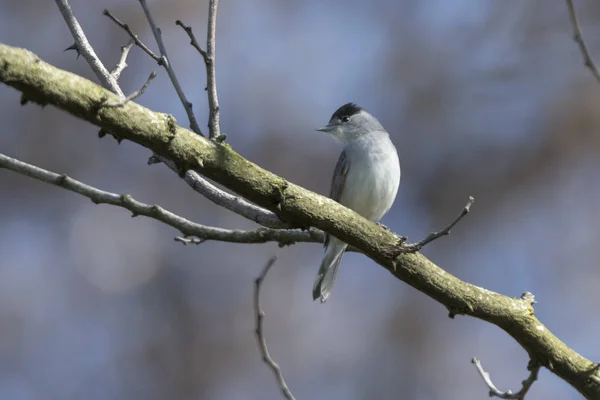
top-left (331, 102), bottom-right (362, 121)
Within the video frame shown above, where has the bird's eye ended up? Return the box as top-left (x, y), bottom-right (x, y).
top-left (341, 116), bottom-right (350, 123)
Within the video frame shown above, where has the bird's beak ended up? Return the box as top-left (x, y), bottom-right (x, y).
top-left (316, 124), bottom-right (333, 133)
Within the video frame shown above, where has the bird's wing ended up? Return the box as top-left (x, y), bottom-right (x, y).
top-left (324, 149), bottom-right (350, 247)
top-left (330, 149), bottom-right (350, 201)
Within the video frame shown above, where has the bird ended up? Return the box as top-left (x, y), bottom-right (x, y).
top-left (313, 102), bottom-right (401, 303)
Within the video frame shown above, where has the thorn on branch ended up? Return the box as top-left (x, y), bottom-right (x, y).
top-left (97, 128), bottom-right (121, 144)
top-left (64, 42), bottom-right (81, 58)
top-left (100, 71), bottom-right (157, 108)
top-left (399, 196), bottom-right (474, 254)
top-left (471, 357), bottom-right (540, 399)
top-left (254, 257), bottom-right (297, 400)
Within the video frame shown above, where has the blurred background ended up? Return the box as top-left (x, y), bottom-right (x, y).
top-left (1, 0), bottom-right (600, 398)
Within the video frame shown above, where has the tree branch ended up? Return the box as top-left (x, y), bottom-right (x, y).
top-left (158, 157), bottom-right (291, 229)
top-left (58, 4), bottom-right (285, 231)
top-left (205, 0), bottom-right (222, 141)
top-left (401, 196), bottom-right (474, 252)
top-left (103, 4), bottom-right (203, 135)
top-left (176, 20), bottom-right (208, 62)
top-left (565, 0), bottom-right (600, 82)
top-left (101, 71), bottom-right (156, 108)
top-left (54, 0), bottom-right (124, 97)
top-left (472, 357), bottom-right (540, 399)
top-left (110, 39), bottom-right (134, 80)
top-left (254, 257), bottom-right (297, 400)
top-left (103, 10), bottom-right (161, 63)
top-left (2, 43), bottom-right (599, 399)
top-left (0, 152), bottom-right (321, 246)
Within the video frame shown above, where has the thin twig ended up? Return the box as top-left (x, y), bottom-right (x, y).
top-left (254, 257), bottom-right (297, 400)
top-left (55, 0), bottom-right (124, 97)
top-left (206, 0), bottom-right (222, 140)
top-left (176, 20), bottom-right (208, 62)
top-left (472, 358), bottom-right (540, 399)
top-left (0, 153), bottom-right (322, 246)
top-left (111, 40), bottom-right (135, 80)
top-left (565, 0), bottom-right (600, 83)
top-left (103, 9), bottom-right (162, 62)
top-left (401, 196), bottom-right (474, 253)
top-left (157, 156), bottom-right (290, 229)
top-left (103, 6), bottom-right (203, 136)
top-left (101, 71), bottom-right (157, 108)
top-left (137, 0), bottom-right (203, 136)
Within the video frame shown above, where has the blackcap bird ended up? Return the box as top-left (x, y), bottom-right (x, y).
top-left (313, 103), bottom-right (401, 303)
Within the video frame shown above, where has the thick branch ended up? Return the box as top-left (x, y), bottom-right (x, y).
top-left (1, 44), bottom-right (599, 399)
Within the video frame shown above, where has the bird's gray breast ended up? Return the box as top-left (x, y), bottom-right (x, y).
top-left (338, 133), bottom-right (400, 222)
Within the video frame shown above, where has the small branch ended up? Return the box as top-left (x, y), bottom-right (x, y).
top-left (103, 6), bottom-right (202, 136)
top-left (103, 9), bottom-right (161, 63)
top-left (101, 71), bottom-right (156, 108)
top-left (565, 0), bottom-right (600, 83)
top-left (472, 358), bottom-right (540, 399)
top-left (176, 20), bottom-right (208, 62)
top-left (0, 153), bottom-right (322, 246)
top-left (206, 0), bottom-right (222, 140)
top-left (401, 196), bottom-right (474, 253)
top-left (138, 0), bottom-right (203, 136)
top-left (254, 257), bottom-right (297, 400)
top-left (111, 40), bottom-right (135, 80)
top-left (157, 157), bottom-right (290, 229)
top-left (55, 0), bottom-right (124, 97)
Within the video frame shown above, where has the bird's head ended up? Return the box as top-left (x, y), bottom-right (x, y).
top-left (317, 102), bottom-right (385, 143)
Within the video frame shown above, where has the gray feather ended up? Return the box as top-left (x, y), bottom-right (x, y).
top-left (312, 238), bottom-right (347, 302)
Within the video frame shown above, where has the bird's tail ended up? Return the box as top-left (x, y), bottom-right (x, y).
top-left (312, 238), bottom-right (348, 303)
